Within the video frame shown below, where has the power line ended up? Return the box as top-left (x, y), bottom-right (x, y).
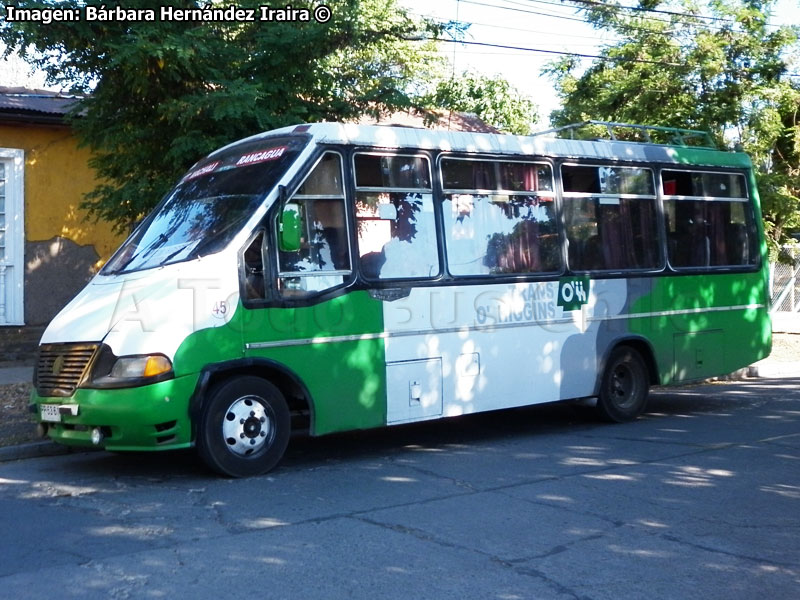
top-left (435, 37), bottom-right (684, 66)
top-left (459, 0), bottom-right (787, 34)
top-left (430, 37), bottom-right (800, 80)
top-left (524, 0), bottom-right (736, 24)
top-left (434, 38), bottom-right (800, 78)
top-left (411, 2), bottom-right (800, 77)
top-left (455, 0), bottom-right (698, 36)
top-left (410, 11), bottom-right (619, 43)
top-left (566, 0), bottom-right (789, 29)
top-left (457, 0), bottom-right (597, 26)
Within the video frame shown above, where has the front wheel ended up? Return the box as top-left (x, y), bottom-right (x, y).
top-left (197, 376), bottom-right (291, 477)
top-left (596, 346), bottom-right (649, 423)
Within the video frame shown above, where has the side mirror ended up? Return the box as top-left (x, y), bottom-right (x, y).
top-left (279, 202), bottom-right (302, 252)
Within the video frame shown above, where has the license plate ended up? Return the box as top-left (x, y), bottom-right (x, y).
top-left (40, 404), bottom-right (61, 423)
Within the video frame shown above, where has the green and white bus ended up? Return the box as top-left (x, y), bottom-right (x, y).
top-left (32, 121), bottom-right (772, 477)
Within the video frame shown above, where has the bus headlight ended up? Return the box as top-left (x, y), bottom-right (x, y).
top-left (111, 355), bottom-right (173, 379)
top-left (87, 347), bottom-right (174, 389)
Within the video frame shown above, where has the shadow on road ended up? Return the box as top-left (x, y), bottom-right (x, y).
top-left (40, 377), bottom-right (799, 481)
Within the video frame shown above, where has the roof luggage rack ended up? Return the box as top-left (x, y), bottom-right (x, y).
top-left (532, 120), bottom-right (717, 149)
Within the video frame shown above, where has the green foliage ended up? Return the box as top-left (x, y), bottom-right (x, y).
top-left (748, 82), bottom-right (800, 258)
top-left (1, 0), bottom-right (444, 231)
top-left (545, 0), bottom-right (800, 249)
top-left (425, 71), bottom-right (539, 135)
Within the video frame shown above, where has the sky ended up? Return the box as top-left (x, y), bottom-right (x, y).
top-left (399, 0), bottom-right (620, 120)
top-left (1, 0), bottom-right (798, 126)
top-left (400, 0), bottom-right (800, 124)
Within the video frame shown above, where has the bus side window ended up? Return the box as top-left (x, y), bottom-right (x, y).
top-left (354, 154), bottom-right (440, 280)
top-left (562, 164), bottom-right (661, 272)
top-left (441, 158), bottom-right (560, 276)
top-left (276, 152), bottom-right (352, 297)
top-left (662, 170), bottom-right (757, 269)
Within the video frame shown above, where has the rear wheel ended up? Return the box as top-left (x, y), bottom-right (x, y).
top-left (596, 346), bottom-right (649, 423)
top-left (197, 376), bottom-right (290, 477)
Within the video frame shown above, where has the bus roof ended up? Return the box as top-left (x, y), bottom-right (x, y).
top-left (227, 122), bottom-right (753, 170)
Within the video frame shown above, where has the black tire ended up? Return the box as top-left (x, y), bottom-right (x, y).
top-left (197, 376), bottom-right (290, 477)
top-left (596, 346), bottom-right (649, 423)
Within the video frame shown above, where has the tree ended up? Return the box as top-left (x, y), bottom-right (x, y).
top-left (1, 0), bottom-right (444, 231)
top-left (544, 0), bottom-right (800, 251)
top-left (743, 82), bottom-right (800, 249)
top-left (425, 71), bottom-right (539, 135)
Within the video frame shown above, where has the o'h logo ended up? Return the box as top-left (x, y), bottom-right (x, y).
top-left (558, 276), bottom-right (590, 311)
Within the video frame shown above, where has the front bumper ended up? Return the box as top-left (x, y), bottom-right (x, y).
top-left (30, 374), bottom-right (199, 451)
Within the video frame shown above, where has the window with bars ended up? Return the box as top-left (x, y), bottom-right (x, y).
top-left (0, 161), bottom-right (6, 263)
top-left (0, 149), bottom-right (24, 325)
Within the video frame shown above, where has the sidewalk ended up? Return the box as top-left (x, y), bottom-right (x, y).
top-left (747, 357), bottom-right (800, 378)
top-left (0, 364), bottom-right (33, 386)
top-left (0, 361), bottom-right (59, 463)
top-left (772, 312), bottom-right (800, 334)
top-left (754, 319), bottom-right (800, 377)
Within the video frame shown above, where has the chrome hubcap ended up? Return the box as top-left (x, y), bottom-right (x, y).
top-left (222, 396), bottom-right (273, 456)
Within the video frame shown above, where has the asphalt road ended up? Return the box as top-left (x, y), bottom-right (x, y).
top-left (1, 378), bottom-right (798, 600)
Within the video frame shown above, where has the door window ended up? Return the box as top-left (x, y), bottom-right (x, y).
top-left (276, 152), bottom-right (352, 297)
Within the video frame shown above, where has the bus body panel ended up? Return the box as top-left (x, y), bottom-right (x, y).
top-left (645, 272), bottom-right (771, 384)
top-left (239, 290), bottom-right (388, 434)
top-left (40, 252), bottom-right (240, 361)
top-left (37, 374), bottom-right (199, 450)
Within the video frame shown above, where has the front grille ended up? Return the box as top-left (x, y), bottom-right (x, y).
top-left (36, 343), bottom-right (100, 397)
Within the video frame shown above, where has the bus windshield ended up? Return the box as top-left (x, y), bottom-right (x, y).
top-left (102, 135), bottom-right (308, 275)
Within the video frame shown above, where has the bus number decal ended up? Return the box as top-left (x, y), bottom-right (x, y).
top-left (212, 300), bottom-right (228, 318)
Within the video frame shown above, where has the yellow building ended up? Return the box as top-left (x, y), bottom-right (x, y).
top-left (0, 87), bottom-right (123, 359)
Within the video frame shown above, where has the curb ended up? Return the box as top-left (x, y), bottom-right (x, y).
top-left (0, 440), bottom-right (72, 463)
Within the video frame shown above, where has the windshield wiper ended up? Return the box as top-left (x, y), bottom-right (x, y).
top-left (105, 232), bottom-right (171, 275)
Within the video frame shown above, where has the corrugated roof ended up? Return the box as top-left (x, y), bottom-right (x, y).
top-left (0, 86), bottom-right (82, 122)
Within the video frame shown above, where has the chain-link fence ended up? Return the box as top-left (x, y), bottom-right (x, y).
top-left (770, 246), bottom-right (800, 313)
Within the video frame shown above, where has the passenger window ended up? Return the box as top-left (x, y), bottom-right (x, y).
top-left (277, 153), bottom-right (352, 297)
top-left (441, 159), bottom-right (560, 276)
top-left (355, 154), bottom-right (431, 189)
top-left (662, 170), bottom-right (757, 268)
top-left (562, 164), bottom-right (661, 272)
top-left (354, 154), bottom-right (439, 280)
